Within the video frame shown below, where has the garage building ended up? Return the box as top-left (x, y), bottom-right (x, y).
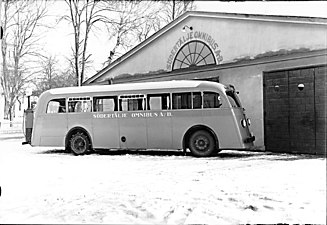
top-left (84, 11), bottom-right (327, 155)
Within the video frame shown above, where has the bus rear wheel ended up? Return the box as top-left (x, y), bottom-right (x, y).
top-left (70, 132), bottom-right (89, 155)
top-left (189, 130), bottom-right (216, 157)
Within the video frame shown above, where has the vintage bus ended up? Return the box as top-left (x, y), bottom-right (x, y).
top-left (23, 80), bottom-right (255, 157)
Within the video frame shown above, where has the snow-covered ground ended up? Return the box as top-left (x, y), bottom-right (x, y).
top-left (0, 138), bottom-right (326, 224)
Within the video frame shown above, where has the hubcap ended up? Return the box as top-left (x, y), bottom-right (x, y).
top-left (194, 136), bottom-right (209, 151)
top-left (74, 138), bottom-right (86, 151)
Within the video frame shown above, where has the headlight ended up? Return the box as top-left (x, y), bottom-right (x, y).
top-left (247, 118), bottom-right (251, 126)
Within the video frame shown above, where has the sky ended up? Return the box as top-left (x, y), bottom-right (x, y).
top-left (197, 1), bottom-right (327, 18)
top-left (40, 1), bottom-right (327, 79)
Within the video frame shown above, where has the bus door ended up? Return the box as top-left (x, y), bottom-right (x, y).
top-left (67, 97), bottom-right (93, 141)
top-left (118, 95), bottom-right (147, 149)
top-left (38, 98), bottom-right (67, 146)
top-left (146, 93), bottom-right (173, 149)
top-left (171, 92), bottom-right (203, 148)
top-left (92, 96), bottom-right (120, 149)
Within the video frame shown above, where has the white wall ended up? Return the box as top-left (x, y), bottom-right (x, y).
top-left (96, 14), bottom-right (327, 82)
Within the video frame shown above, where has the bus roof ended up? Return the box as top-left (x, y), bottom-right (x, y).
top-left (45, 80), bottom-right (226, 96)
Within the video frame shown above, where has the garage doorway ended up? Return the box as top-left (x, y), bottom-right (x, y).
top-left (263, 66), bottom-right (326, 155)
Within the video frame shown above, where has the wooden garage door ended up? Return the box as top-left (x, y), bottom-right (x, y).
top-left (264, 66), bottom-right (326, 155)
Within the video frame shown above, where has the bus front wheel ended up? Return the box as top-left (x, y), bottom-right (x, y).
top-left (189, 130), bottom-right (216, 157)
top-left (70, 132), bottom-right (90, 155)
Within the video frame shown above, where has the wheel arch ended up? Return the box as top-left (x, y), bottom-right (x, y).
top-left (65, 126), bottom-right (93, 149)
top-left (183, 125), bottom-right (219, 151)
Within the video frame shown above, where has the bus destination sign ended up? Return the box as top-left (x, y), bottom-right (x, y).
top-left (93, 112), bottom-right (173, 119)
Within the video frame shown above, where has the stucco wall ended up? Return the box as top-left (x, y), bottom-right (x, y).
top-left (96, 15), bottom-right (327, 83)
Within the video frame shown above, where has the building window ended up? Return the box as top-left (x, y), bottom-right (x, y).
top-left (172, 41), bottom-right (216, 70)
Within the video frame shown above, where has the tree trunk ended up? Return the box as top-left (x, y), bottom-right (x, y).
top-left (172, 0), bottom-right (176, 21)
top-left (5, 98), bottom-right (16, 127)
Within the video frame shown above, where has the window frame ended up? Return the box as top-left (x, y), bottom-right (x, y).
top-left (118, 94), bottom-right (146, 111)
top-left (203, 91), bottom-right (222, 109)
top-left (171, 92), bottom-right (204, 110)
top-left (93, 96), bottom-right (118, 112)
top-left (46, 98), bottom-right (66, 114)
top-left (172, 92), bottom-right (192, 110)
top-left (192, 92), bottom-right (202, 109)
top-left (67, 96), bottom-right (92, 113)
top-left (147, 93), bottom-right (171, 111)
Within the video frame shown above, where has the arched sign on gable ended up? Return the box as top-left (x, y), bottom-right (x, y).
top-left (166, 31), bottom-right (223, 71)
top-left (172, 40), bottom-right (216, 70)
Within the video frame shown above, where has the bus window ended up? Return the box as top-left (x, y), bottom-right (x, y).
top-left (203, 92), bottom-right (222, 108)
top-left (172, 92), bottom-right (191, 109)
top-left (119, 95), bottom-right (145, 111)
top-left (46, 98), bottom-right (66, 113)
top-left (192, 92), bottom-right (202, 109)
top-left (68, 97), bottom-right (92, 113)
top-left (94, 96), bottom-right (117, 112)
top-left (147, 93), bottom-right (170, 110)
top-left (226, 91), bottom-right (241, 108)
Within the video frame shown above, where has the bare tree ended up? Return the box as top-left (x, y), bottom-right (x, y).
top-left (134, 4), bottom-right (163, 43)
top-left (33, 56), bottom-right (76, 96)
top-left (103, 0), bottom-right (194, 66)
top-left (103, 1), bottom-right (160, 66)
top-left (62, 0), bottom-right (194, 75)
top-left (159, 0), bottom-right (195, 23)
top-left (63, 0), bottom-right (115, 86)
top-left (1, 0), bottom-right (48, 122)
top-left (34, 55), bottom-right (58, 96)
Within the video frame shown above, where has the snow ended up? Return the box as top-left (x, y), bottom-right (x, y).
top-left (0, 138), bottom-right (326, 224)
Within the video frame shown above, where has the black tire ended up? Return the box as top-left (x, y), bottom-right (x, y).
top-left (189, 130), bottom-right (216, 157)
top-left (70, 132), bottom-right (89, 155)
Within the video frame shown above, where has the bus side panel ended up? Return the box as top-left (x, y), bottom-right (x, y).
top-left (92, 114), bottom-right (120, 149)
top-left (38, 113), bottom-right (68, 147)
top-left (147, 111), bottom-right (173, 149)
top-left (67, 113), bottom-right (93, 144)
top-left (171, 110), bottom-right (203, 149)
top-left (119, 113), bottom-right (147, 149)
top-left (202, 108), bottom-right (243, 149)
top-left (31, 116), bottom-right (41, 146)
